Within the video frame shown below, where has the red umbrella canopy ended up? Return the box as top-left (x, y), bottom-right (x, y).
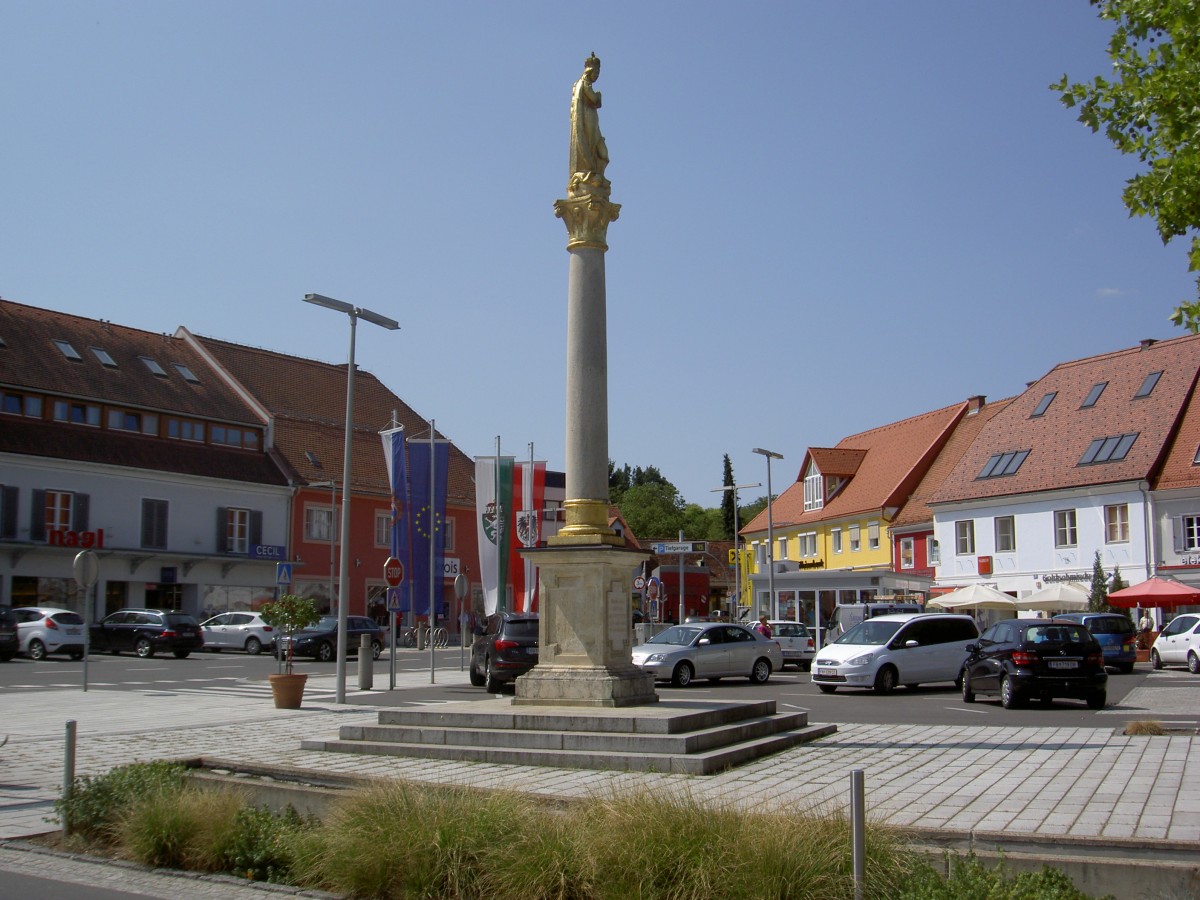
top-left (1108, 576), bottom-right (1200, 609)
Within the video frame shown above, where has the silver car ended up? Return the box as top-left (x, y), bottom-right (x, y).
top-left (200, 612), bottom-right (275, 655)
top-left (13, 607), bottom-right (86, 660)
top-left (631, 622), bottom-right (783, 687)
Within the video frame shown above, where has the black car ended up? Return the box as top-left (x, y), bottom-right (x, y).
top-left (277, 615), bottom-right (384, 662)
top-left (90, 608), bottom-right (204, 659)
top-left (0, 605), bottom-right (18, 661)
top-left (961, 618), bottom-right (1108, 709)
top-left (469, 611), bottom-right (538, 692)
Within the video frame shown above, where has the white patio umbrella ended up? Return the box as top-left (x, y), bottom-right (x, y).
top-left (927, 583), bottom-right (1018, 611)
top-left (1020, 582), bottom-right (1090, 611)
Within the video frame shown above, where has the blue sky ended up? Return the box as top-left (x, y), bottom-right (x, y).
top-left (3, 2), bottom-right (1193, 509)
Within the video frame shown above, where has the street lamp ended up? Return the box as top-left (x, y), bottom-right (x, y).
top-left (302, 293), bottom-right (400, 703)
top-left (710, 481), bottom-right (761, 620)
top-left (752, 448), bottom-right (784, 619)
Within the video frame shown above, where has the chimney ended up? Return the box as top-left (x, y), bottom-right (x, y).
top-left (1140, 338), bottom-right (1157, 350)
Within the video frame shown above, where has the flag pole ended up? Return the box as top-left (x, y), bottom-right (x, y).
top-left (429, 418), bottom-right (437, 684)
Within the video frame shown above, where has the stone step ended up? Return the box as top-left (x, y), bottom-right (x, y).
top-left (334, 710), bottom-right (812, 756)
top-left (302, 723), bottom-right (837, 775)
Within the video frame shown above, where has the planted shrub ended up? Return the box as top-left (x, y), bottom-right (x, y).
top-left (54, 761), bottom-right (187, 844)
top-left (896, 854), bottom-right (1114, 900)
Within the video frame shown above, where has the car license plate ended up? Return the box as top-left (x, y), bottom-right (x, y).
top-left (818, 667), bottom-right (837, 677)
top-left (527, 647), bottom-right (538, 656)
top-left (65, 627), bottom-right (81, 636)
top-left (1048, 660), bottom-right (1078, 669)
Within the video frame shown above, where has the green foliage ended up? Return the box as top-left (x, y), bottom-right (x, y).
top-left (617, 481), bottom-right (685, 539)
top-left (720, 453), bottom-right (737, 539)
top-left (1110, 565), bottom-right (1128, 595)
top-left (741, 495), bottom-right (769, 525)
top-left (221, 804), bottom-right (314, 883)
top-left (1052, 0), bottom-right (1200, 331)
top-left (897, 853), bottom-right (1113, 899)
top-left (259, 593), bottom-right (320, 673)
top-left (53, 761), bottom-right (187, 844)
top-left (118, 785), bottom-right (244, 870)
top-left (681, 503), bottom-right (725, 540)
top-left (1088, 551), bottom-right (1121, 613)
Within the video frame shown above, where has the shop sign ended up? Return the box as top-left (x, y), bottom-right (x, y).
top-left (47, 528), bottom-right (105, 549)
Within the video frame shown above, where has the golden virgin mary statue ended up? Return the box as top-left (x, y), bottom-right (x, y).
top-left (568, 53), bottom-right (610, 198)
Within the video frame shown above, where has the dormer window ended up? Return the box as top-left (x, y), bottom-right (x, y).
top-left (803, 465), bottom-right (823, 511)
top-left (90, 347), bottom-right (117, 367)
top-left (139, 356), bottom-right (168, 377)
top-left (53, 339), bottom-right (82, 361)
top-left (1134, 370), bottom-right (1162, 398)
top-left (1081, 381), bottom-right (1107, 408)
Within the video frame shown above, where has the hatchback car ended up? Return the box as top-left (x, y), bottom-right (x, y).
top-left (1052, 612), bottom-right (1137, 673)
top-left (812, 613), bottom-right (979, 694)
top-left (200, 611), bottom-right (275, 655)
top-left (961, 619), bottom-right (1108, 709)
top-left (0, 606), bottom-right (17, 662)
top-left (90, 609), bottom-right (204, 658)
top-left (630, 622), bottom-right (783, 687)
top-left (768, 620), bottom-right (815, 671)
top-left (12, 607), bottom-right (86, 660)
top-left (1150, 613), bottom-right (1200, 673)
top-left (470, 611), bottom-right (539, 692)
top-left (277, 615), bottom-right (383, 662)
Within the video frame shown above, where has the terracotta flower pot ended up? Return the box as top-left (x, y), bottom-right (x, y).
top-left (268, 672), bottom-right (308, 709)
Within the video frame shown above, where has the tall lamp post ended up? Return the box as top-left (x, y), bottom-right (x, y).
top-left (302, 293), bottom-right (400, 703)
top-left (752, 448), bottom-right (784, 619)
top-left (710, 481), bottom-right (760, 620)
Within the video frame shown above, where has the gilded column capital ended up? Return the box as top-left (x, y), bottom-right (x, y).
top-left (554, 194), bottom-right (620, 251)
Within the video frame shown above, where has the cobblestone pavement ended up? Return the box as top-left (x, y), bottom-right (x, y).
top-left (2, 669), bottom-right (1198, 895)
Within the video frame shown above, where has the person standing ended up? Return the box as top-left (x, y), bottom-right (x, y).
top-left (755, 615), bottom-right (773, 640)
top-left (1139, 611), bottom-right (1153, 650)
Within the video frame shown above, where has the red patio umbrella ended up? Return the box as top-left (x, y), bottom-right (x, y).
top-left (1107, 576), bottom-right (1200, 609)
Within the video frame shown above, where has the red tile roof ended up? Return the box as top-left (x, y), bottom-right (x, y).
top-left (188, 333), bottom-right (476, 505)
top-left (742, 401), bottom-right (970, 534)
top-left (930, 335), bottom-right (1200, 505)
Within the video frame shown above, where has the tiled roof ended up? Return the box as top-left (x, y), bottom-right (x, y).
top-left (809, 448), bottom-right (866, 477)
top-left (742, 401), bottom-right (969, 535)
top-left (0, 300), bottom-right (259, 423)
top-left (930, 335), bottom-right (1200, 505)
top-left (1147, 365), bottom-right (1200, 492)
top-left (189, 334), bottom-right (476, 504)
top-left (890, 397), bottom-right (1015, 529)
top-left (0, 418), bottom-right (289, 485)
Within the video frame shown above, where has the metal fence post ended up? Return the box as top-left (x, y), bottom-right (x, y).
top-left (851, 768), bottom-right (865, 900)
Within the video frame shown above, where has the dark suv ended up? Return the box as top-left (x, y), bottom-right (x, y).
top-left (469, 611), bottom-right (538, 692)
top-left (0, 606), bottom-right (17, 661)
top-left (90, 608), bottom-right (204, 658)
top-left (961, 619), bottom-right (1108, 709)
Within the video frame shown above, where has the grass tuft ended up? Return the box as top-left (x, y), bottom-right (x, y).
top-left (1124, 720), bottom-right (1167, 735)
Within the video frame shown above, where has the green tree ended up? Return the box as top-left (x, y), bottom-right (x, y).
top-left (682, 503), bottom-right (725, 541)
top-left (741, 495), bottom-right (769, 526)
top-left (720, 454), bottom-right (737, 539)
top-left (1052, 0), bottom-right (1200, 330)
top-left (1110, 564), bottom-right (1128, 596)
top-left (617, 481), bottom-right (685, 539)
top-left (1088, 551), bottom-right (1115, 613)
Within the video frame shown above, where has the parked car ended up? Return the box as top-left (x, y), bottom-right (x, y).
top-left (470, 611), bottom-right (539, 692)
top-left (200, 612), bottom-right (275, 655)
top-left (89, 609), bottom-right (204, 659)
top-left (768, 620), bottom-right (815, 671)
top-left (1052, 612), bottom-right (1137, 673)
top-left (0, 606), bottom-right (17, 662)
top-left (12, 607), bottom-right (86, 660)
top-left (812, 613), bottom-right (979, 694)
top-left (961, 618), bottom-right (1108, 709)
top-left (1150, 613), bottom-right (1200, 673)
top-left (630, 621), bottom-right (783, 687)
top-left (277, 615), bottom-right (383, 662)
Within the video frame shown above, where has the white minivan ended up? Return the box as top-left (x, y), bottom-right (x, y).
top-left (811, 613), bottom-right (979, 694)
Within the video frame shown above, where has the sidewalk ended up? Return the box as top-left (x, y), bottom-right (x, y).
top-left (2, 669), bottom-right (1198, 892)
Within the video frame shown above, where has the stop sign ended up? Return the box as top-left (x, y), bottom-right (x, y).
top-left (384, 557), bottom-right (404, 587)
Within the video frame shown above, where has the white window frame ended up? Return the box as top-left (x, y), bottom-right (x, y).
top-left (799, 531), bottom-right (817, 557)
top-left (927, 536), bottom-right (940, 566)
top-left (994, 516), bottom-right (1016, 553)
top-left (226, 508), bottom-right (250, 555)
top-left (849, 524), bottom-right (861, 552)
top-left (1054, 509), bottom-right (1078, 548)
top-left (1180, 515), bottom-right (1200, 552)
top-left (45, 490), bottom-right (73, 532)
top-left (375, 511), bottom-right (390, 548)
top-left (803, 466), bottom-right (823, 511)
top-left (955, 520), bottom-right (975, 555)
top-left (1104, 504), bottom-right (1129, 544)
top-left (867, 521), bottom-right (880, 551)
top-left (831, 528), bottom-right (843, 554)
top-left (777, 535), bottom-right (788, 560)
top-left (304, 505), bottom-right (335, 542)
top-left (900, 537), bottom-right (915, 570)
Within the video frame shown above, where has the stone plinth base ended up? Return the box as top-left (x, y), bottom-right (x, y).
top-left (514, 543), bottom-right (658, 708)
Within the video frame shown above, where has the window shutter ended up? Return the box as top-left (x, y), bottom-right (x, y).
top-left (0, 486), bottom-right (17, 540)
top-left (250, 510), bottom-right (263, 546)
top-left (31, 489), bottom-right (46, 541)
top-left (216, 508), bottom-right (228, 553)
top-left (1173, 517), bottom-right (1185, 554)
top-left (73, 493), bottom-right (89, 531)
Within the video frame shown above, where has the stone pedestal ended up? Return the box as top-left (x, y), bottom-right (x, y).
top-left (514, 545), bottom-right (658, 707)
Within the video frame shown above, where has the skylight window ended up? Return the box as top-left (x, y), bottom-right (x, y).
top-left (173, 363), bottom-right (200, 383)
top-left (1134, 370), bottom-right (1162, 398)
top-left (1081, 381), bottom-right (1107, 408)
top-left (90, 347), bottom-right (117, 367)
top-left (139, 356), bottom-right (168, 377)
top-left (978, 449), bottom-right (1030, 479)
top-left (305, 450), bottom-right (323, 468)
top-left (1030, 392), bottom-right (1056, 418)
top-left (53, 339), bottom-right (82, 361)
top-left (1080, 432), bottom-right (1139, 465)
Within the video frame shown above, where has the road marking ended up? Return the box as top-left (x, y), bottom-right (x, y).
top-left (951, 706), bottom-right (989, 715)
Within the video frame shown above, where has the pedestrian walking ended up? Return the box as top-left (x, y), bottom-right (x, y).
top-left (1138, 611), bottom-right (1153, 650)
